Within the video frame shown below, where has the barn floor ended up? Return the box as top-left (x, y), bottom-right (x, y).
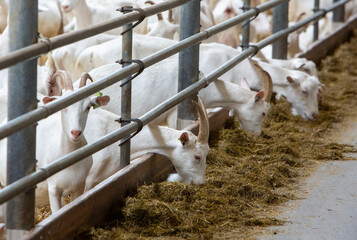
top-left (73, 31), bottom-right (357, 240)
top-left (258, 115), bottom-right (357, 240)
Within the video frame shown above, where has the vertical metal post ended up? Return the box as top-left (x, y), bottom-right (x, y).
top-left (272, 1), bottom-right (289, 59)
top-left (177, 0), bottom-right (200, 130)
top-left (313, 0), bottom-right (320, 41)
top-left (241, 0), bottom-right (251, 50)
top-left (120, 7), bottom-right (133, 169)
top-left (333, 0), bottom-right (345, 22)
top-left (6, 0), bottom-right (38, 238)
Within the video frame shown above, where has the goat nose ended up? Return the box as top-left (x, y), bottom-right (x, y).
top-left (71, 130), bottom-right (82, 139)
top-left (62, 5), bottom-right (69, 11)
top-left (312, 113), bottom-right (318, 119)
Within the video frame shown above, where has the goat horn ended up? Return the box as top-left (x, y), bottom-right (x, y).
top-left (79, 72), bottom-right (94, 88)
top-left (168, 9), bottom-right (173, 23)
top-left (52, 70), bottom-right (73, 91)
top-left (145, 1), bottom-right (163, 20)
top-left (252, 61), bottom-right (273, 102)
top-left (192, 96), bottom-right (209, 144)
top-left (157, 12), bottom-right (163, 21)
top-left (295, 12), bottom-right (306, 22)
top-left (47, 52), bottom-right (57, 72)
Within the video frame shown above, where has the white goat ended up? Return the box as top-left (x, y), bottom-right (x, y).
top-left (36, 71), bottom-right (110, 212)
top-left (198, 43), bottom-right (321, 120)
top-left (52, 33), bottom-right (117, 80)
top-left (144, 1), bottom-right (178, 40)
top-left (0, 0), bottom-right (63, 37)
top-left (0, 53), bottom-right (62, 123)
top-left (299, 12), bottom-right (334, 53)
top-left (0, 71), bottom-right (109, 213)
top-left (212, 0), bottom-right (243, 47)
top-left (74, 37), bottom-right (319, 120)
top-left (83, 95), bottom-right (210, 189)
top-left (0, 27), bottom-right (61, 95)
top-left (38, 0), bottom-right (63, 37)
top-left (75, 56), bottom-right (272, 135)
top-left (249, 12), bottom-right (272, 43)
top-left (258, 57), bottom-right (318, 78)
top-left (142, 0), bottom-right (216, 42)
top-left (218, 58), bottom-right (320, 120)
top-left (59, 0), bottom-right (146, 35)
top-left (75, 34), bottom-right (177, 75)
top-left (198, 77), bottom-right (272, 135)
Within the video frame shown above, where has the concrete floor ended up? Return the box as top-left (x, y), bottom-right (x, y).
top-left (260, 119), bottom-right (357, 240)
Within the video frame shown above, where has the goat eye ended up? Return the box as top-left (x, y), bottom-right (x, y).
top-left (194, 154), bottom-right (201, 160)
top-left (302, 90), bottom-right (308, 95)
top-left (262, 112), bottom-right (266, 116)
top-left (85, 106), bottom-right (91, 111)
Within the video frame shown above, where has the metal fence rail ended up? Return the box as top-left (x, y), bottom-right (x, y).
top-left (0, 0), bottom-right (192, 70)
top-left (0, 0), bottom-right (287, 140)
top-left (0, 0), bottom-right (351, 236)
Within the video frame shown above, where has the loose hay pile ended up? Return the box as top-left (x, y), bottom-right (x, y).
top-left (73, 32), bottom-right (357, 239)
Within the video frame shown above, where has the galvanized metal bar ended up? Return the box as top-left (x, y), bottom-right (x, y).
top-left (241, 0), bottom-right (251, 50)
top-left (0, 0), bottom-right (350, 202)
top-left (333, 0), bottom-right (345, 22)
top-left (177, 0), bottom-right (200, 130)
top-left (313, 0), bottom-right (320, 41)
top-left (0, 0), bottom-right (192, 71)
top-left (0, 0), bottom-right (287, 141)
top-left (6, 0), bottom-right (38, 236)
top-left (120, 7), bottom-right (133, 168)
top-left (272, 1), bottom-right (289, 59)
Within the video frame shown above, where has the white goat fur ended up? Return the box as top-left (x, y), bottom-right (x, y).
top-left (260, 57), bottom-right (318, 78)
top-left (198, 43), bottom-right (320, 120)
top-left (75, 34), bottom-right (177, 75)
top-left (74, 57), bottom-right (270, 135)
top-left (75, 36), bottom-right (320, 121)
top-left (0, 74), bottom-right (110, 213)
top-left (212, 0), bottom-right (243, 47)
top-left (0, 0), bottom-right (63, 37)
top-left (83, 105), bottom-right (209, 189)
top-left (59, 0), bottom-right (147, 34)
top-left (52, 33), bottom-right (117, 80)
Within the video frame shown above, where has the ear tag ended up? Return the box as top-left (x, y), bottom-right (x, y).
top-left (92, 99), bottom-right (100, 109)
top-left (95, 91), bottom-right (103, 97)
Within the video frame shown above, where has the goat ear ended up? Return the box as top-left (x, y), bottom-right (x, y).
top-left (240, 77), bottom-right (251, 91)
top-left (91, 95), bottom-right (110, 109)
top-left (42, 96), bottom-right (56, 104)
top-left (97, 96), bottom-right (110, 106)
top-left (49, 76), bottom-right (61, 96)
top-left (254, 90), bottom-right (264, 103)
top-left (178, 132), bottom-right (189, 146)
top-left (47, 53), bottom-right (61, 96)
